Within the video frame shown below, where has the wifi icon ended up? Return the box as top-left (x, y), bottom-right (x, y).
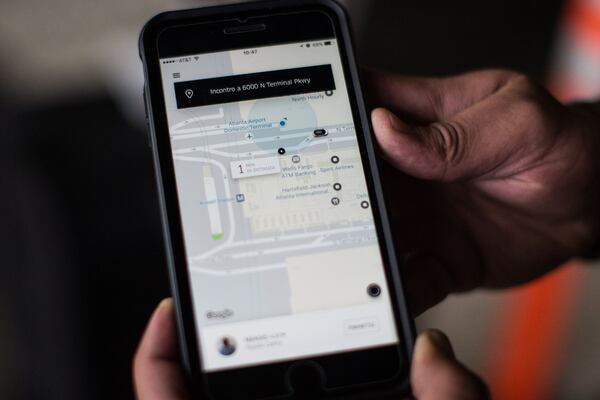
top-left (194, 56), bottom-right (199, 61)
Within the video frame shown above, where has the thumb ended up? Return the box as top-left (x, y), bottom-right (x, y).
top-left (411, 329), bottom-right (489, 400)
top-left (372, 106), bottom-right (518, 182)
top-left (372, 107), bottom-right (475, 181)
top-left (133, 298), bottom-right (191, 400)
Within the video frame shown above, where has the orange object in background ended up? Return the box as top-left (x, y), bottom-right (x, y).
top-left (484, 1), bottom-right (600, 399)
top-left (484, 263), bottom-right (585, 400)
top-left (548, 0), bottom-right (600, 100)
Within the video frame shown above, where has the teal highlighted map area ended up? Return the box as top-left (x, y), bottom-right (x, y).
top-left (248, 97), bottom-right (317, 151)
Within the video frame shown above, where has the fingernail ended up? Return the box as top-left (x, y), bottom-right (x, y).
top-left (415, 329), bottom-right (455, 362)
top-left (157, 297), bottom-right (173, 311)
top-left (385, 109), bottom-right (403, 131)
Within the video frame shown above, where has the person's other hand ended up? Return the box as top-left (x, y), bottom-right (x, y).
top-left (133, 299), bottom-right (488, 400)
top-left (368, 70), bottom-right (600, 314)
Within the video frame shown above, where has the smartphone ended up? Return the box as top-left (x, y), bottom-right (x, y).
top-left (140, 1), bottom-right (414, 398)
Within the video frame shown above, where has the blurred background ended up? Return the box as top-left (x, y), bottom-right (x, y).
top-left (1, 0), bottom-right (600, 399)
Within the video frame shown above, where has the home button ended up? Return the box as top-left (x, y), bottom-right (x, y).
top-left (286, 361), bottom-right (326, 396)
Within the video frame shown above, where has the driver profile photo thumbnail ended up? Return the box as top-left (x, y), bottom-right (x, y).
top-left (218, 336), bottom-right (237, 356)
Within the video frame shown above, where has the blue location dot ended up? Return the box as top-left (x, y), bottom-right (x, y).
top-left (279, 117), bottom-right (288, 127)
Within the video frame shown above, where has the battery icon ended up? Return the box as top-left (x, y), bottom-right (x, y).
top-left (324, 41), bottom-right (332, 46)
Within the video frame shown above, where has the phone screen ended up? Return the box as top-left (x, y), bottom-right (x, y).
top-left (158, 38), bottom-right (398, 372)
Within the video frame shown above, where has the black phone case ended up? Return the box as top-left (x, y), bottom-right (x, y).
top-left (139, 1), bottom-right (416, 398)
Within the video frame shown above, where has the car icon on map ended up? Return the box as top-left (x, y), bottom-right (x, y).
top-left (313, 128), bottom-right (328, 137)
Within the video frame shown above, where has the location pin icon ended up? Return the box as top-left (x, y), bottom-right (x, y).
top-left (185, 89), bottom-right (194, 99)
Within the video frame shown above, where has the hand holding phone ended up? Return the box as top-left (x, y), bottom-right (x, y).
top-left (133, 298), bottom-right (489, 400)
top-left (367, 69), bottom-right (600, 313)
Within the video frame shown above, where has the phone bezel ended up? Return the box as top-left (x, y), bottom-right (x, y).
top-left (139, 1), bottom-right (415, 398)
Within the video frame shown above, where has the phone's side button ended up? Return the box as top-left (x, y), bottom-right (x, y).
top-left (145, 122), bottom-right (152, 148)
top-left (142, 88), bottom-right (149, 118)
top-left (285, 361), bottom-right (326, 396)
top-left (143, 88), bottom-right (152, 148)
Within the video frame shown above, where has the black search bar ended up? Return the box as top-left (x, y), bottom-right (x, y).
top-left (174, 64), bottom-right (336, 109)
